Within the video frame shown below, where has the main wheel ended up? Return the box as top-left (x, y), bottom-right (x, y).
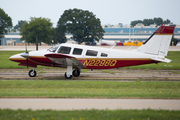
top-left (73, 69), bottom-right (80, 77)
top-left (28, 69), bottom-right (36, 77)
top-left (64, 72), bottom-right (72, 79)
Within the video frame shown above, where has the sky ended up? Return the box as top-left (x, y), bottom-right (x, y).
top-left (1, 0), bottom-right (180, 27)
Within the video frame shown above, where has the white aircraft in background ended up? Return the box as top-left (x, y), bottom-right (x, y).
top-left (9, 25), bottom-right (175, 79)
top-left (100, 40), bottom-right (116, 46)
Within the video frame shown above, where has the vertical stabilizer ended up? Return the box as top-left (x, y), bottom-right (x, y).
top-left (135, 25), bottom-right (175, 56)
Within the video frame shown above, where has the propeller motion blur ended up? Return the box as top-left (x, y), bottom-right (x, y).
top-left (9, 25), bottom-right (175, 79)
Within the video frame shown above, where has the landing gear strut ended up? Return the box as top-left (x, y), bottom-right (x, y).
top-left (64, 65), bottom-right (73, 79)
top-left (28, 68), bottom-right (36, 77)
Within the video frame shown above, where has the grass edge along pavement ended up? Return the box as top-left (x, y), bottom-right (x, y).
top-left (1, 81), bottom-right (180, 99)
top-left (0, 51), bottom-right (180, 69)
top-left (0, 109), bottom-right (180, 120)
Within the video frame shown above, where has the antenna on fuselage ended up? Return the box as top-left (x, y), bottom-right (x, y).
top-left (127, 45), bottom-right (133, 51)
top-left (110, 42), bottom-right (117, 49)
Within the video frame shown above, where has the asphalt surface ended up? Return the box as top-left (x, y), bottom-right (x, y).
top-left (1, 69), bottom-right (180, 81)
top-left (0, 98), bottom-right (180, 110)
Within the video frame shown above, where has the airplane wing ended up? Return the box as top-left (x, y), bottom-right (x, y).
top-left (44, 53), bottom-right (86, 69)
top-left (45, 53), bottom-right (74, 58)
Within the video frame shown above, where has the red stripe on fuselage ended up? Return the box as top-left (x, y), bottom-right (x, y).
top-left (10, 57), bottom-right (158, 69)
top-left (9, 56), bottom-right (53, 67)
top-left (78, 58), bottom-right (157, 69)
top-left (9, 58), bottom-right (37, 65)
top-left (28, 56), bottom-right (52, 64)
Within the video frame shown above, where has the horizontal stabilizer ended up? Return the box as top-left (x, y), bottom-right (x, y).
top-left (151, 57), bottom-right (171, 63)
top-left (45, 53), bottom-right (74, 58)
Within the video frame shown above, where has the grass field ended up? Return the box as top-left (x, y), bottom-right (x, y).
top-left (0, 109), bottom-right (180, 120)
top-left (1, 81), bottom-right (180, 98)
top-left (1, 51), bottom-right (180, 119)
top-left (0, 51), bottom-right (180, 69)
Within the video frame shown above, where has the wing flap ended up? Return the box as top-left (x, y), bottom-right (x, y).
top-left (44, 53), bottom-right (86, 69)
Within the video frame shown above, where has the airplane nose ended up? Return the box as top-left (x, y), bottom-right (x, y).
top-left (9, 54), bottom-right (18, 61)
top-left (9, 53), bottom-right (24, 61)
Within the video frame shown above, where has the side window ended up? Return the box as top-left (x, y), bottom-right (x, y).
top-left (101, 53), bottom-right (108, 57)
top-left (86, 50), bottom-right (98, 56)
top-left (58, 46), bottom-right (71, 54)
top-left (73, 48), bottom-right (83, 55)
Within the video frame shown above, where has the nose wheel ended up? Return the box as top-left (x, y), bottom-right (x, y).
top-left (28, 69), bottom-right (37, 77)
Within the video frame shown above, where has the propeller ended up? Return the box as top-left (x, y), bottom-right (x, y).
top-left (21, 44), bottom-right (29, 69)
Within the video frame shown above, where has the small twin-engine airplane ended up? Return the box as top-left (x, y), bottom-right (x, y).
top-left (9, 25), bottom-right (175, 79)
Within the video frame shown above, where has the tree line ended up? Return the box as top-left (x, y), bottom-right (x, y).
top-left (0, 8), bottom-right (104, 45)
top-left (130, 18), bottom-right (172, 27)
top-left (0, 8), bottom-right (175, 45)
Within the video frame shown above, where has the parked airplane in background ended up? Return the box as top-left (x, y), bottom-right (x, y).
top-left (9, 25), bottom-right (175, 79)
top-left (100, 40), bottom-right (116, 46)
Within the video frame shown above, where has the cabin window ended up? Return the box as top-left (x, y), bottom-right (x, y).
top-left (86, 50), bottom-right (98, 56)
top-left (58, 46), bottom-right (71, 54)
top-left (101, 53), bottom-right (108, 57)
top-left (73, 48), bottom-right (83, 55)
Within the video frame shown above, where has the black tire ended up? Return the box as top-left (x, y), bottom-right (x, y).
top-left (28, 69), bottom-right (36, 77)
top-left (64, 72), bottom-right (72, 79)
top-left (73, 69), bottom-right (80, 77)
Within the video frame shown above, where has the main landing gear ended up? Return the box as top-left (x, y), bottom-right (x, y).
top-left (73, 69), bottom-right (80, 77)
top-left (28, 68), bottom-right (37, 77)
top-left (64, 69), bottom-right (81, 79)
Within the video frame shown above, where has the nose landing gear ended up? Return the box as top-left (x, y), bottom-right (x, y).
top-left (28, 68), bottom-right (37, 77)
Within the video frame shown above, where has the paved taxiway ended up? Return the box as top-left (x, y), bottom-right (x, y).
top-left (0, 98), bottom-right (180, 110)
top-left (1, 69), bottom-right (180, 81)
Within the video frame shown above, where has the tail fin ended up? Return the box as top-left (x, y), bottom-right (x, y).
top-left (135, 25), bottom-right (175, 56)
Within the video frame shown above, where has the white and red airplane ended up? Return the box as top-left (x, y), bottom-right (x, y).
top-left (9, 25), bottom-right (175, 79)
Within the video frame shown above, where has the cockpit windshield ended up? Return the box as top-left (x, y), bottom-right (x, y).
top-left (47, 44), bottom-right (60, 52)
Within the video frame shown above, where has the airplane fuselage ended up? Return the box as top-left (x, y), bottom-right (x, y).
top-left (9, 44), bottom-right (159, 69)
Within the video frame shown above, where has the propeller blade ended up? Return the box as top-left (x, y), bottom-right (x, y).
top-left (26, 58), bottom-right (29, 69)
top-left (26, 45), bottom-right (28, 53)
